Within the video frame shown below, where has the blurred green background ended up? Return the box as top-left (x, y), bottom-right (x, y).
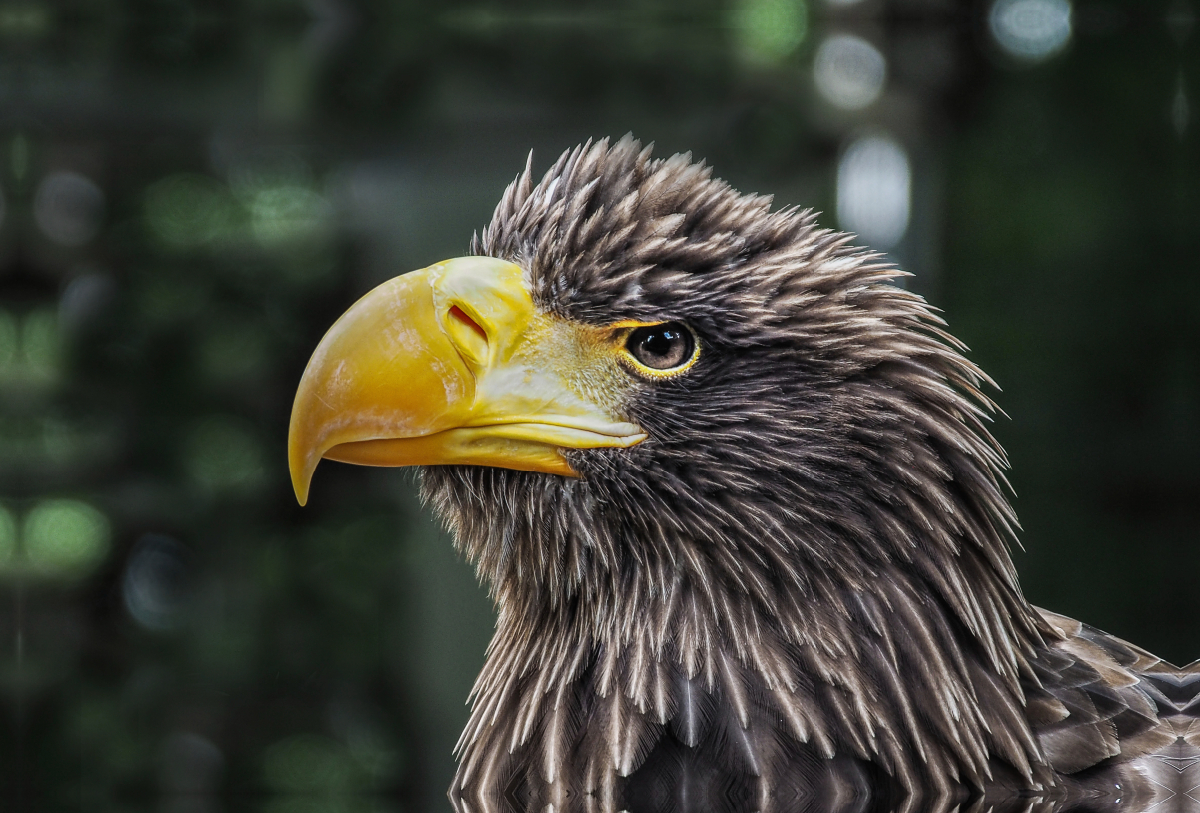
top-left (0, 0), bottom-right (1196, 810)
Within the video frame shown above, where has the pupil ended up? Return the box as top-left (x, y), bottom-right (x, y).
top-left (646, 330), bottom-right (673, 355)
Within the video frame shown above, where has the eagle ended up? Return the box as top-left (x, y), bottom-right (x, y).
top-left (287, 137), bottom-right (1199, 813)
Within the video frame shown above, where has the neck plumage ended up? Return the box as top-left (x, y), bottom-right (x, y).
top-left (429, 468), bottom-right (1054, 806)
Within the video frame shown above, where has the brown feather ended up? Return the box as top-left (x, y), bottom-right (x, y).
top-left (416, 137), bottom-right (1200, 810)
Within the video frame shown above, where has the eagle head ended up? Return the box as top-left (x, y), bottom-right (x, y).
top-left (290, 136), bottom-right (1022, 609)
top-left (288, 137), bottom-right (1068, 800)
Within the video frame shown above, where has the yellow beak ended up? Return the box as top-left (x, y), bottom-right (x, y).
top-left (287, 256), bottom-right (647, 505)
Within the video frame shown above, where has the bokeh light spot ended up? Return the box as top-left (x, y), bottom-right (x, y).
top-left (123, 534), bottom-right (190, 631)
top-left (59, 272), bottom-right (117, 332)
top-left (837, 134), bottom-right (911, 251)
top-left (732, 0), bottom-right (808, 62)
top-left (34, 171), bottom-right (105, 247)
top-left (814, 33), bottom-right (886, 110)
top-left (250, 186), bottom-right (333, 248)
top-left (23, 499), bottom-right (112, 578)
top-left (990, 0), bottom-right (1072, 62)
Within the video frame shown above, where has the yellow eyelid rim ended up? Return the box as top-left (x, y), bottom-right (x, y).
top-left (607, 320), bottom-right (702, 379)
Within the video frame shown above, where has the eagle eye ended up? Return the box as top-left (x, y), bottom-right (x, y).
top-left (625, 322), bottom-right (696, 372)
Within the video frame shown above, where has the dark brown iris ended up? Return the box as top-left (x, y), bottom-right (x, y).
top-left (626, 322), bottom-right (694, 370)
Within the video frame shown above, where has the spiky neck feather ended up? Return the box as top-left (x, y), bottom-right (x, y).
top-left (420, 136), bottom-right (1056, 793)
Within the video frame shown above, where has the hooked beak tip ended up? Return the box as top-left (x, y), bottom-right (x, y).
top-left (288, 436), bottom-right (317, 507)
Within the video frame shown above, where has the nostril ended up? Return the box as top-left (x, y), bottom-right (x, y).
top-left (446, 305), bottom-right (489, 367)
top-left (449, 306), bottom-right (487, 343)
